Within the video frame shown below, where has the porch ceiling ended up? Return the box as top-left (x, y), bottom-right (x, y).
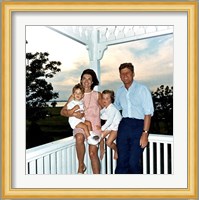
top-left (47, 25), bottom-right (173, 47)
top-left (46, 25), bottom-right (173, 81)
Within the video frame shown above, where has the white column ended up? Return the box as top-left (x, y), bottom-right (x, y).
top-left (87, 28), bottom-right (108, 91)
top-left (87, 28), bottom-right (100, 91)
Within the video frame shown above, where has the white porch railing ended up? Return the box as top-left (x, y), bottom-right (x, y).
top-left (26, 134), bottom-right (173, 175)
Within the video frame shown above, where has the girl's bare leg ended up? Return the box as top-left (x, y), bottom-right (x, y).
top-left (99, 130), bottom-right (110, 160)
top-left (99, 139), bottom-right (105, 160)
top-left (106, 131), bottom-right (118, 160)
top-left (75, 133), bottom-right (86, 173)
top-left (89, 144), bottom-right (100, 174)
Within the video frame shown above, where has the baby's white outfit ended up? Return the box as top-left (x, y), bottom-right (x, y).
top-left (100, 103), bottom-right (122, 131)
top-left (67, 99), bottom-right (101, 145)
top-left (67, 100), bottom-right (85, 129)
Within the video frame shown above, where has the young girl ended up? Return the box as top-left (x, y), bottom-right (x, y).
top-left (98, 90), bottom-right (122, 160)
top-left (67, 83), bottom-right (100, 145)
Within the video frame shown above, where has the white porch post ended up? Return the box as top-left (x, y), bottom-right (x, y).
top-left (87, 28), bottom-right (107, 91)
top-left (88, 29), bottom-right (100, 90)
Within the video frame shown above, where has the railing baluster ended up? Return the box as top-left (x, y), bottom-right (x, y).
top-left (50, 153), bottom-right (56, 174)
top-left (57, 151), bottom-right (62, 174)
top-left (156, 142), bottom-right (161, 174)
top-left (143, 148), bottom-right (147, 174)
top-left (100, 158), bottom-right (106, 174)
top-left (66, 148), bottom-right (72, 174)
top-left (85, 142), bottom-right (92, 174)
top-left (44, 155), bottom-right (50, 174)
top-left (112, 159), bottom-right (116, 174)
top-left (29, 160), bottom-right (36, 174)
top-left (100, 141), bottom-right (106, 174)
top-left (62, 149), bottom-right (67, 174)
top-left (106, 147), bottom-right (112, 174)
top-left (164, 143), bottom-right (168, 174)
top-left (171, 143), bottom-right (174, 174)
top-left (37, 157), bottom-right (44, 174)
top-left (71, 146), bottom-right (76, 174)
top-left (112, 142), bottom-right (117, 174)
top-left (149, 142), bottom-right (154, 174)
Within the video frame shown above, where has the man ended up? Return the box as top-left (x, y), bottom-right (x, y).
top-left (114, 63), bottom-right (154, 174)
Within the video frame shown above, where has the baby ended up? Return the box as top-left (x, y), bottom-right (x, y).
top-left (67, 83), bottom-right (100, 145)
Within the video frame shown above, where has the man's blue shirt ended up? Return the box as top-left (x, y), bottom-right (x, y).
top-left (114, 80), bottom-right (154, 119)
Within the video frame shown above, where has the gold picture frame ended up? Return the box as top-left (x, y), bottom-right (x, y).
top-left (1, 1), bottom-right (198, 198)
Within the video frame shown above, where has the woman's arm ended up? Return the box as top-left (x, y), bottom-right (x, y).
top-left (60, 95), bottom-right (73, 117)
top-left (60, 95), bottom-right (84, 119)
top-left (60, 103), bottom-right (70, 117)
top-left (97, 92), bottom-right (103, 108)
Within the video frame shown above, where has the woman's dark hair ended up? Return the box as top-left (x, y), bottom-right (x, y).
top-left (102, 90), bottom-right (115, 103)
top-left (80, 69), bottom-right (99, 90)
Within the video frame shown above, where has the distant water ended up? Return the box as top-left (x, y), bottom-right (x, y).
top-left (47, 101), bottom-right (67, 107)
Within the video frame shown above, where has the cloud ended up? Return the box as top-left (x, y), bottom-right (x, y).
top-left (99, 34), bottom-right (173, 94)
top-left (26, 26), bottom-right (173, 101)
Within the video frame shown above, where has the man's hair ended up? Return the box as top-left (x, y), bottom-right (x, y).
top-left (119, 63), bottom-right (134, 73)
top-left (102, 90), bottom-right (115, 103)
top-left (72, 83), bottom-right (85, 94)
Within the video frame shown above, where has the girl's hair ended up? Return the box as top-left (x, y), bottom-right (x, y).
top-left (72, 83), bottom-right (85, 94)
top-left (119, 62), bottom-right (134, 73)
top-left (102, 90), bottom-right (115, 103)
top-left (80, 69), bottom-right (99, 90)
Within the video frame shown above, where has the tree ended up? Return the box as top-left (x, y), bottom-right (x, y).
top-left (151, 85), bottom-right (173, 134)
top-left (26, 52), bottom-right (61, 122)
top-left (51, 101), bottom-right (57, 108)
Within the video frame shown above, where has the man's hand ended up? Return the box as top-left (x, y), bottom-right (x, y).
top-left (140, 132), bottom-right (148, 148)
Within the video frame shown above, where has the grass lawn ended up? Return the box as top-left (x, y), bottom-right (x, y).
top-left (26, 107), bottom-right (73, 149)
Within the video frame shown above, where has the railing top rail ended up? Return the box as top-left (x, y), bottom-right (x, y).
top-left (148, 134), bottom-right (173, 143)
top-left (26, 136), bottom-right (76, 162)
top-left (26, 134), bottom-right (173, 162)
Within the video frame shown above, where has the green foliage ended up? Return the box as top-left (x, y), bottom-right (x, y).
top-left (26, 107), bottom-right (72, 149)
top-left (26, 52), bottom-right (61, 122)
top-left (151, 85), bottom-right (173, 134)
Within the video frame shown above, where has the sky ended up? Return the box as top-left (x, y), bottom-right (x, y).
top-left (26, 26), bottom-right (173, 102)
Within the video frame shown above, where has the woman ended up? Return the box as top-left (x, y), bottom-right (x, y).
top-left (60, 69), bottom-right (102, 174)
